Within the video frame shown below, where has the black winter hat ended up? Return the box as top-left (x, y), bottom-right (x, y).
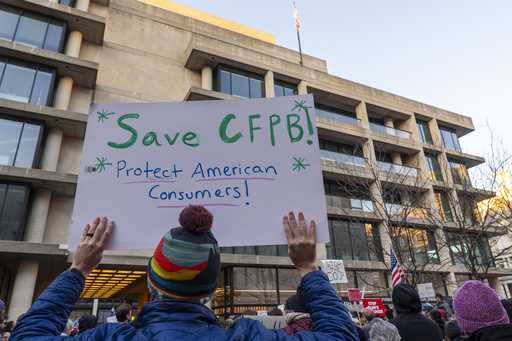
top-left (392, 283), bottom-right (421, 314)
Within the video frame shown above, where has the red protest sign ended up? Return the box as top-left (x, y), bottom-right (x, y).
top-left (362, 298), bottom-right (386, 317)
top-left (348, 288), bottom-right (362, 302)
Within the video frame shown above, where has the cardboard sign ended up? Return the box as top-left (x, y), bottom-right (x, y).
top-left (362, 298), bottom-right (386, 317)
top-left (348, 288), bottom-right (362, 302)
top-left (69, 95), bottom-right (328, 249)
top-left (417, 282), bottom-right (436, 299)
top-left (320, 259), bottom-right (348, 284)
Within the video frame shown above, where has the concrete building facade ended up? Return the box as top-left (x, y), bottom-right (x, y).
top-left (0, 0), bottom-right (507, 319)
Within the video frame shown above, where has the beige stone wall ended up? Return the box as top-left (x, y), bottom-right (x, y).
top-left (57, 137), bottom-right (83, 174)
top-left (44, 195), bottom-right (74, 244)
top-left (93, 6), bottom-right (201, 103)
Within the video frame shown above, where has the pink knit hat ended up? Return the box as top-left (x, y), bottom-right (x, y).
top-left (454, 280), bottom-right (509, 334)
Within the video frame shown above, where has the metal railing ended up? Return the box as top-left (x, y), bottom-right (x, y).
top-left (384, 203), bottom-right (428, 219)
top-left (369, 122), bottom-right (411, 139)
top-left (377, 161), bottom-right (418, 177)
top-left (320, 149), bottom-right (366, 167)
top-left (316, 108), bottom-right (360, 126)
top-left (326, 195), bottom-right (374, 212)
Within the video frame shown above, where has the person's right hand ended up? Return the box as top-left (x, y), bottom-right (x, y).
top-left (283, 212), bottom-right (317, 277)
top-left (71, 217), bottom-right (114, 277)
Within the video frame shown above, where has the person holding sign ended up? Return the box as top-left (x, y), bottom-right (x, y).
top-left (10, 207), bottom-right (358, 341)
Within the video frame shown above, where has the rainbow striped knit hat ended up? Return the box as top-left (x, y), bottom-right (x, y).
top-left (147, 205), bottom-right (220, 300)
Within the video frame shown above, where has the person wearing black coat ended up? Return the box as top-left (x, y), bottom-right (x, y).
top-left (389, 283), bottom-right (443, 341)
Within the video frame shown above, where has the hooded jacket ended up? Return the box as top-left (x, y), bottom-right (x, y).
top-left (390, 283), bottom-right (443, 341)
top-left (11, 270), bottom-right (358, 341)
top-left (466, 324), bottom-right (512, 341)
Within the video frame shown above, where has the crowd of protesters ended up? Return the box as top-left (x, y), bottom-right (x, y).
top-left (1, 206), bottom-right (512, 340)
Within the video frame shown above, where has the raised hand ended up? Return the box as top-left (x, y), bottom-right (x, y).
top-left (283, 212), bottom-right (317, 277)
top-left (71, 217), bottom-right (114, 277)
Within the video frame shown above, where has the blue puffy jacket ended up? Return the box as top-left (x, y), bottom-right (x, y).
top-left (11, 269), bottom-right (358, 340)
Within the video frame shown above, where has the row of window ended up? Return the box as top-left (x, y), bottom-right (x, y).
top-left (0, 58), bottom-right (55, 106)
top-left (216, 66), bottom-right (298, 99)
top-left (0, 117), bottom-right (43, 168)
top-left (0, 4), bottom-right (67, 53)
top-left (216, 65), bottom-right (464, 157)
top-left (221, 217), bottom-right (491, 267)
top-left (0, 183), bottom-right (30, 241)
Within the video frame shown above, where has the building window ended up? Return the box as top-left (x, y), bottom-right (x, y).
top-left (425, 153), bottom-right (443, 182)
top-left (319, 139), bottom-right (363, 157)
top-left (315, 104), bottom-right (359, 126)
top-left (440, 127), bottom-right (462, 152)
top-left (0, 183), bottom-right (30, 241)
top-left (0, 5), bottom-right (66, 53)
top-left (393, 227), bottom-right (439, 265)
top-left (416, 119), bottom-right (433, 144)
top-left (434, 191), bottom-right (453, 223)
top-left (446, 232), bottom-right (494, 267)
top-left (324, 179), bottom-right (373, 212)
top-left (448, 158), bottom-right (470, 185)
top-left (220, 245), bottom-right (288, 257)
top-left (212, 266), bottom-right (303, 315)
top-left (460, 197), bottom-right (477, 225)
top-left (0, 58), bottom-right (56, 106)
top-left (216, 66), bottom-right (263, 99)
top-left (274, 81), bottom-right (296, 97)
top-left (59, 0), bottom-right (77, 6)
top-left (0, 117), bottom-right (43, 168)
top-left (330, 270), bottom-right (389, 298)
top-left (327, 219), bottom-right (382, 262)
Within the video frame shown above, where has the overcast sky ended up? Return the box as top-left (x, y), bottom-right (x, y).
top-left (174, 0), bottom-right (511, 157)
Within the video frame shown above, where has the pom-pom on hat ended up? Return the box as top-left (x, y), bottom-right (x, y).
top-left (148, 205), bottom-right (220, 300)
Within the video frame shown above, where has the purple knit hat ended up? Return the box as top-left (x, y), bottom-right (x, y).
top-left (454, 280), bottom-right (509, 334)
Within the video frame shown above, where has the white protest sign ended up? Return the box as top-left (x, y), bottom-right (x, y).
top-left (69, 95), bottom-right (328, 249)
top-left (417, 282), bottom-right (436, 299)
top-left (320, 259), bottom-right (348, 284)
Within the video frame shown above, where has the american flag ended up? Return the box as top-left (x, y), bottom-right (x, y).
top-left (293, 2), bottom-right (301, 30)
top-left (390, 246), bottom-right (404, 287)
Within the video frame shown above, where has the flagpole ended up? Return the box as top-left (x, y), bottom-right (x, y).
top-left (293, 1), bottom-right (304, 66)
top-left (296, 27), bottom-right (303, 66)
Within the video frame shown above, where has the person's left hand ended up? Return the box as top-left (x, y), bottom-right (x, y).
top-left (71, 217), bottom-right (114, 277)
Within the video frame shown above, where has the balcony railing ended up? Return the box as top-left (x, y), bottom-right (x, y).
top-left (377, 161), bottom-right (418, 177)
top-left (320, 150), bottom-right (366, 168)
top-left (385, 203), bottom-right (429, 220)
top-left (326, 195), bottom-right (374, 212)
top-left (369, 122), bottom-right (411, 139)
top-left (316, 108), bottom-right (360, 127)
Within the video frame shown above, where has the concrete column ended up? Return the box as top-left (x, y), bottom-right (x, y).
top-left (76, 0), bottom-right (90, 12)
top-left (297, 81), bottom-right (307, 95)
top-left (40, 128), bottom-right (64, 172)
top-left (8, 261), bottom-right (39, 320)
top-left (488, 277), bottom-right (506, 298)
top-left (445, 272), bottom-right (458, 296)
top-left (391, 153), bottom-right (403, 165)
top-left (355, 101), bottom-right (369, 129)
top-left (92, 299), bottom-right (99, 316)
top-left (24, 188), bottom-right (52, 243)
top-left (384, 117), bottom-right (394, 128)
top-left (201, 66), bottom-right (213, 91)
top-left (54, 76), bottom-right (74, 110)
top-left (428, 118), bottom-right (443, 147)
top-left (65, 31), bottom-right (83, 58)
top-left (383, 118), bottom-right (403, 164)
top-left (264, 71), bottom-right (275, 98)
